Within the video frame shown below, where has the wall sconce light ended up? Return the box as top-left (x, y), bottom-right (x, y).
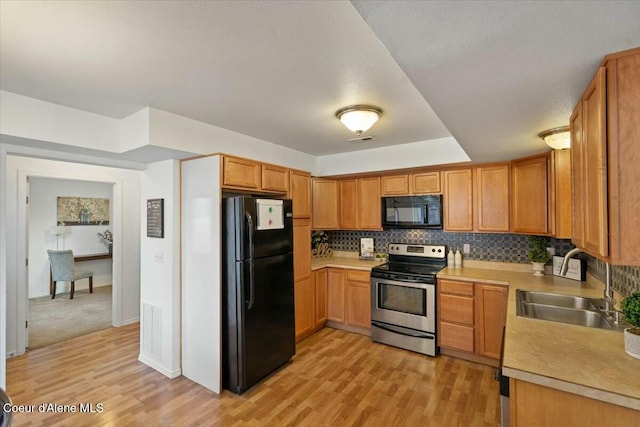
top-left (335, 105), bottom-right (383, 136)
top-left (538, 126), bottom-right (570, 150)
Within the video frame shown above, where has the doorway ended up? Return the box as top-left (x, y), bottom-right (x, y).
top-left (26, 177), bottom-right (114, 349)
top-left (9, 158), bottom-right (135, 358)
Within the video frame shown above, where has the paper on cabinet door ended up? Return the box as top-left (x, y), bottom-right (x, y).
top-left (256, 199), bottom-right (284, 230)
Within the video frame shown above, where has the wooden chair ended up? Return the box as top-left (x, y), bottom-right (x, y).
top-left (47, 250), bottom-right (93, 299)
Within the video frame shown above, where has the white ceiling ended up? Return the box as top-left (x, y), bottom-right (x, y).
top-left (1, 1), bottom-right (639, 163)
top-left (352, 0), bottom-right (640, 162)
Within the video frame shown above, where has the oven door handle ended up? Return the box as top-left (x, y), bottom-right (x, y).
top-left (372, 321), bottom-right (435, 339)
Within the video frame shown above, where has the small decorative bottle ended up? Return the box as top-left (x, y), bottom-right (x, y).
top-left (454, 249), bottom-right (462, 268)
top-left (447, 248), bottom-right (455, 267)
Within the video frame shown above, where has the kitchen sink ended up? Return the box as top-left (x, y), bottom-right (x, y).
top-left (517, 290), bottom-right (601, 311)
top-left (516, 290), bottom-right (627, 331)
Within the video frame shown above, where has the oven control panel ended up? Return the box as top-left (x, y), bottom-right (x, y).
top-left (387, 243), bottom-right (446, 259)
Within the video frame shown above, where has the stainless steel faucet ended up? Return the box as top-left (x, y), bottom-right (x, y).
top-left (560, 248), bottom-right (614, 312)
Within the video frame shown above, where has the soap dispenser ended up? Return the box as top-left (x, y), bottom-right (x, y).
top-left (447, 248), bottom-right (455, 267)
top-left (454, 249), bottom-right (462, 268)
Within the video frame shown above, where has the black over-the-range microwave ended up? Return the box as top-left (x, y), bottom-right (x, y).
top-left (381, 195), bottom-right (443, 229)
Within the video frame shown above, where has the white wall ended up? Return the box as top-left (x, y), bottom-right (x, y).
top-left (28, 178), bottom-right (114, 297)
top-left (0, 92), bottom-right (317, 172)
top-left (0, 91), bottom-right (121, 153)
top-left (149, 108), bottom-right (316, 172)
top-left (138, 159), bottom-right (181, 378)
top-left (3, 153), bottom-right (141, 365)
top-left (181, 155), bottom-right (221, 392)
top-left (314, 136), bottom-right (470, 176)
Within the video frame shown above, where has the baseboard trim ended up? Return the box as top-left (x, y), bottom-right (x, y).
top-left (439, 347), bottom-right (498, 368)
top-left (326, 321), bottom-right (371, 337)
top-left (138, 353), bottom-right (181, 379)
top-left (119, 317), bottom-right (140, 326)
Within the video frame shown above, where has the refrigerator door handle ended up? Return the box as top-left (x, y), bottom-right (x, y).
top-left (245, 212), bottom-right (255, 310)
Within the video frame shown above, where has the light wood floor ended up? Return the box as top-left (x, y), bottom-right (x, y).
top-left (6, 323), bottom-right (500, 426)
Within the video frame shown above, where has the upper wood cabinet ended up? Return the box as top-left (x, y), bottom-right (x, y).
top-left (571, 48), bottom-right (640, 265)
top-left (381, 172), bottom-right (440, 196)
top-left (222, 155), bottom-right (261, 190)
top-left (289, 170), bottom-right (311, 218)
top-left (605, 49), bottom-right (640, 265)
top-left (357, 177), bottom-right (382, 230)
top-left (443, 169), bottom-right (473, 231)
top-left (510, 154), bottom-right (549, 235)
top-left (412, 171), bottom-right (441, 194)
top-left (221, 155), bottom-right (293, 194)
top-left (570, 103), bottom-right (585, 248)
top-left (261, 164), bottom-right (289, 193)
top-left (474, 164), bottom-right (510, 232)
top-left (581, 67), bottom-right (609, 257)
top-left (338, 177), bottom-right (382, 230)
top-left (381, 175), bottom-right (409, 196)
top-left (549, 149), bottom-right (572, 239)
top-left (312, 178), bottom-right (339, 230)
top-left (339, 179), bottom-right (358, 229)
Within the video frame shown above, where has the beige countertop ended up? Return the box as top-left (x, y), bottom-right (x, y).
top-left (438, 266), bottom-right (640, 410)
top-left (311, 255), bottom-right (386, 271)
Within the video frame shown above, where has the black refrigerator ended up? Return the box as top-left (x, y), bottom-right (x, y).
top-left (222, 196), bottom-right (295, 394)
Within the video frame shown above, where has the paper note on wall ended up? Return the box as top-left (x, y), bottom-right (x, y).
top-left (256, 199), bottom-right (284, 230)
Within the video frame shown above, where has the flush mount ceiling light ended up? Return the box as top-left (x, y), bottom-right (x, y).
top-left (538, 126), bottom-right (570, 150)
top-left (335, 105), bottom-right (383, 136)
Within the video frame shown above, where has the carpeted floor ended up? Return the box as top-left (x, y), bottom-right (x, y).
top-left (28, 285), bottom-right (112, 349)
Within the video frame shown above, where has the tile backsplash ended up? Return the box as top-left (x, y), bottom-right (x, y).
top-left (324, 229), bottom-right (639, 297)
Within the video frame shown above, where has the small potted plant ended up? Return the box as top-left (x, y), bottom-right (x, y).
top-left (621, 292), bottom-right (640, 359)
top-left (97, 230), bottom-right (113, 254)
top-left (527, 236), bottom-right (551, 276)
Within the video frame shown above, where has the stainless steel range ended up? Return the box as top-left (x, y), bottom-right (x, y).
top-left (370, 243), bottom-right (446, 356)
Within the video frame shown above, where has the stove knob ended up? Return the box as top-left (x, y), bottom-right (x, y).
top-left (437, 249), bottom-right (442, 253)
top-left (432, 248), bottom-right (436, 252)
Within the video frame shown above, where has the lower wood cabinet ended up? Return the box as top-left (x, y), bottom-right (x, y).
top-left (438, 279), bottom-right (507, 363)
top-left (475, 284), bottom-right (509, 359)
top-left (510, 379), bottom-right (639, 426)
top-left (293, 218), bottom-right (312, 342)
top-left (345, 270), bottom-right (371, 329)
top-left (327, 268), bottom-right (346, 323)
top-left (327, 268), bottom-right (371, 334)
top-left (314, 268), bottom-right (328, 329)
top-left (295, 268), bottom-right (328, 342)
top-left (294, 275), bottom-right (314, 341)
top-left (438, 280), bottom-right (475, 352)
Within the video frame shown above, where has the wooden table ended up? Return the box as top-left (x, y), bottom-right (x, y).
top-left (49, 253), bottom-right (113, 296)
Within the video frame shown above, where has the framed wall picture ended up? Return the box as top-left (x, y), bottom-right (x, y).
top-left (147, 199), bottom-right (164, 238)
top-left (57, 196), bottom-right (110, 225)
